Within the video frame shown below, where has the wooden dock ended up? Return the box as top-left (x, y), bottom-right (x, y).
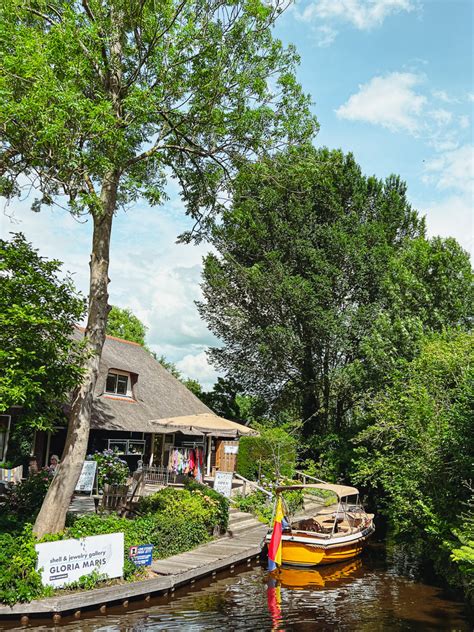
top-left (0, 508), bottom-right (268, 622)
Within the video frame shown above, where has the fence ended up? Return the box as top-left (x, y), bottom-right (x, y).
top-left (142, 465), bottom-right (169, 486)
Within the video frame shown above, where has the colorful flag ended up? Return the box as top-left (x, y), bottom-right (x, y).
top-left (268, 496), bottom-right (284, 571)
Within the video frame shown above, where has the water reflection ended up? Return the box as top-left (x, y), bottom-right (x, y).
top-left (1, 548), bottom-right (471, 631)
top-left (273, 558), bottom-right (362, 590)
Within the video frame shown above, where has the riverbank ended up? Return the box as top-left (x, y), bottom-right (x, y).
top-left (0, 508), bottom-right (267, 624)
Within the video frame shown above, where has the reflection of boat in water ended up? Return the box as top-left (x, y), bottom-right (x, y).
top-left (266, 482), bottom-right (375, 567)
top-left (275, 558), bottom-right (362, 589)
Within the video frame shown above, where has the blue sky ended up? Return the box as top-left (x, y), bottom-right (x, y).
top-left (1, 0), bottom-right (473, 388)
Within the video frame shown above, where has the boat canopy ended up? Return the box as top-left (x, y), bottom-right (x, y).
top-left (276, 483), bottom-right (359, 499)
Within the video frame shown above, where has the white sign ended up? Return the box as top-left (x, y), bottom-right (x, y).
top-left (75, 460), bottom-right (97, 492)
top-left (224, 445), bottom-right (238, 455)
top-left (213, 471), bottom-right (233, 498)
top-left (36, 533), bottom-right (124, 589)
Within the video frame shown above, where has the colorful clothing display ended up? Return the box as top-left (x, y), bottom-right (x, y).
top-left (168, 446), bottom-right (204, 481)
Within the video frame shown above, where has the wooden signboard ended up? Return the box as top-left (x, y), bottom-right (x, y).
top-left (213, 471), bottom-right (233, 498)
top-left (75, 460), bottom-right (98, 494)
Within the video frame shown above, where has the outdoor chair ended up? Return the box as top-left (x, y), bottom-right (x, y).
top-left (96, 483), bottom-right (130, 513)
top-left (119, 471), bottom-right (145, 517)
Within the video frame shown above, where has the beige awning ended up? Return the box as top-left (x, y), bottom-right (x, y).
top-left (276, 483), bottom-right (359, 499)
top-left (148, 413), bottom-right (257, 438)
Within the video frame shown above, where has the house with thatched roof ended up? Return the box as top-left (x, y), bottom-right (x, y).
top-left (32, 330), bottom-right (254, 476)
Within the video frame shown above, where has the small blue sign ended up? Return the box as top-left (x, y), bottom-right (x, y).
top-left (129, 544), bottom-right (153, 567)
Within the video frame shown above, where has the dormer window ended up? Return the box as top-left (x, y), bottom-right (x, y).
top-left (105, 370), bottom-right (130, 396)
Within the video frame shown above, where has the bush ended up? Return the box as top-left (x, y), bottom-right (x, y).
top-left (0, 485), bottom-right (229, 605)
top-left (184, 478), bottom-right (230, 531)
top-left (3, 469), bottom-right (52, 517)
top-left (90, 449), bottom-right (129, 490)
top-left (233, 488), bottom-right (303, 524)
top-left (0, 525), bottom-right (48, 605)
top-left (236, 426), bottom-right (297, 482)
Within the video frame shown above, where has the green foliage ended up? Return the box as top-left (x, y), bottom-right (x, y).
top-left (0, 525), bottom-right (47, 605)
top-left (198, 146), bottom-right (472, 439)
top-left (351, 330), bottom-right (474, 594)
top-left (156, 356), bottom-right (182, 379)
top-left (237, 425), bottom-right (297, 481)
top-left (90, 449), bottom-right (129, 490)
top-left (233, 489), bottom-right (303, 524)
top-left (3, 469), bottom-right (53, 517)
top-left (1, 0), bottom-right (315, 225)
top-left (183, 478), bottom-right (230, 532)
top-left (106, 306), bottom-right (147, 346)
top-left (0, 234), bottom-right (85, 430)
top-left (0, 484), bottom-right (230, 605)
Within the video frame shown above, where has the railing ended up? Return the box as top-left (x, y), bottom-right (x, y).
top-left (142, 465), bottom-right (169, 486)
top-left (232, 472), bottom-right (273, 499)
top-left (294, 470), bottom-right (327, 485)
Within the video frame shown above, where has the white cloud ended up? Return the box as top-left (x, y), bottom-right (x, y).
top-left (1, 192), bottom-right (222, 386)
top-left (299, 0), bottom-right (416, 29)
top-left (432, 89), bottom-right (458, 104)
top-left (459, 115), bottom-right (470, 130)
top-left (429, 109), bottom-right (452, 126)
top-left (422, 195), bottom-right (473, 258)
top-left (296, 0), bottom-right (418, 44)
top-left (315, 24), bottom-right (338, 47)
top-left (468, 93), bottom-right (474, 103)
top-left (336, 72), bottom-right (426, 133)
top-left (424, 144), bottom-right (474, 195)
top-left (176, 351), bottom-right (221, 391)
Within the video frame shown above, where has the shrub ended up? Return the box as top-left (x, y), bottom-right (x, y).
top-left (184, 478), bottom-right (230, 531)
top-left (3, 469), bottom-right (52, 517)
top-left (0, 486), bottom-right (229, 605)
top-left (0, 525), bottom-right (48, 605)
top-left (237, 427), bottom-right (297, 482)
top-left (90, 449), bottom-right (129, 490)
top-left (233, 488), bottom-right (303, 524)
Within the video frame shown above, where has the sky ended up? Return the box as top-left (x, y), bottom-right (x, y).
top-left (1, 0), bottom-right (473, 389)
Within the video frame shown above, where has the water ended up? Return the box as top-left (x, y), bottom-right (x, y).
top-left (2, 544), bottom-right (471, 631)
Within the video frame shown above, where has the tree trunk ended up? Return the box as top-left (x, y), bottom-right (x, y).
top-left (301, 345), bottom-right (320, 438)
top-left (33, 173), bottom-right (118, 537)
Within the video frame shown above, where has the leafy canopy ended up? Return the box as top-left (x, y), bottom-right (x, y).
top-left (199, 146), bottom-right (421, 429)
top-left (199, 146), bottom-right (473, 436)
top-left (106, 305), bottom-right (147, 345)
top-left (0, 233), bottom-right (85, 427)
top-left (352, 330), bottom-right (474, 591)
top-left (1, 0), bottom-right (316, 227)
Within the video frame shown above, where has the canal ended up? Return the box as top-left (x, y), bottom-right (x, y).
top-left (3, 541), bottom-right (471, 632)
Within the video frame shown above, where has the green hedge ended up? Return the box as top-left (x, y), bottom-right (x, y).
top-left (0, 484), bottom-right (229, 606)
top-left (236, 428), bottom-right (297, 481)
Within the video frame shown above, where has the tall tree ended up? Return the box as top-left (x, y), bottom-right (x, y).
top-left (1, 0), bottom-right (315, 535)
top-left (352, 330), bottom-right (474, 594)
top-left (0, 233), bottom-right (85, 437)
top-left (106, 305), bottom-right (147, 345)
top-left (198, 146), bottom-right (472, 436)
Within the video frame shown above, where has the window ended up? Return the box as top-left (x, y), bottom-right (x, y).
top-left (108, 439), bottom-right (145, 456)
top-left (105, 371), bottom-right (130, 396)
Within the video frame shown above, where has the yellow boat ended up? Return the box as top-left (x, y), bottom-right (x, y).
top-left (266, 482), bottom-right (375, 567)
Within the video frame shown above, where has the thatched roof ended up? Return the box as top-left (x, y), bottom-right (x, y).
top-left (75, 329), bottom-right (250, 438)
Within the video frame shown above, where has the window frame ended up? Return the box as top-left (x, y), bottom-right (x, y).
top-left (105, 370), bottom-right (132, 397)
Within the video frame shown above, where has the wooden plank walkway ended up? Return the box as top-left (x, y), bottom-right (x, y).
top-left (0, 507), bottom-right (267, 622)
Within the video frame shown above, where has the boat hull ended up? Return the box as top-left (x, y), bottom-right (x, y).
top-left (281, 540), bottom-right (364, 566)
top-left (268, 525), bottom-right (374, 568)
